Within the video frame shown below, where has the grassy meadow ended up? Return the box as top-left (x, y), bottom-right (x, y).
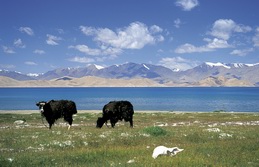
top-left (0, 111), bottom-right (259, 166)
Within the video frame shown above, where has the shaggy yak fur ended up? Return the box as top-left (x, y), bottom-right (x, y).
top-left (36, 100), bottom-right (77, 129)
top-left (96, 100), bottom-right (134, 128)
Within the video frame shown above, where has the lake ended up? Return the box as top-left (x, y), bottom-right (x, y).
top-left (0, 87), bottom-right (258, 112)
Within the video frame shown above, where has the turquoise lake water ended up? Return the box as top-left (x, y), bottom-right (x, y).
top-left (0, 87), bottom-right (258, 112)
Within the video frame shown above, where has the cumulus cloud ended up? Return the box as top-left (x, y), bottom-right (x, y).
top-left (175, 38), bottom-right (231, 53)
top-left (71, 22), bottom-right (164, 63)
top-left (80, 22), bottom-right (164, 50)
top-left (2, 46), bottom-right (15, 54)
top-left (175, 0), bottom-right (199, 11)
top-left (14, 38), bottom-right (26, 48)
top-left (230, 48), bottom-right (254, 56)
top-left (209, 19), bottom-right (252, 40)
top-left (33, 49), bottom-right (45, 54)
top-left (205, 38), bottom-right (232, 49)
top-left (46, 34), bottom-right (62, 45)
top-left (158, 57), bottom-right (198, 71)
top-left (175, 19), bottom-right (251, 54)
top-left (252, 27), bottom-right (259, 47)
top-left (150, 25), bottom-right (163, 33)
top-left (19, 27), bottom-right (34, 36)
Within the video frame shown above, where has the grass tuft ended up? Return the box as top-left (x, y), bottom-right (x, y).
top-left (142, 126), bottom-right (167, 137)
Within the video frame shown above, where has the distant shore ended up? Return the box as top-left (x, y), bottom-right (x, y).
top-left (0, 110), bottom-right (173, 114)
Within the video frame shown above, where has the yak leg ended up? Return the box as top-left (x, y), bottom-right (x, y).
top-left (105, 120), bottom-right (109, 127)
top-left (111, 122), bottom-right (115, 128)
top-left (46, 118), bottom-right (54, 129)
top-left (64, 116), bottom-right (73, 130)
top-left (110, 119), bottom-right (115, 128)
top-left (110, 118), bottom-right (118, 128)
top-left (129, 119), bottom-right (133, 128)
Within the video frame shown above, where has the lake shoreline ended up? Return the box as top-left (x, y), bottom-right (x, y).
top-left (0, 110), bottom-right (258, 114)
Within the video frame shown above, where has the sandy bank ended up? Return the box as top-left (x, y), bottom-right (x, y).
top-left (0, 110), bottom-right (257, 114)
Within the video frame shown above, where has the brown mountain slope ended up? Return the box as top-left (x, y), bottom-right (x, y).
top-left (196, 76), bottom-right (254, 87)
top-left (0, 76), bottom-right (163, 87)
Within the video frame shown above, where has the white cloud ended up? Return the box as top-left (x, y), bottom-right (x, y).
top-left (175, 38), bottom-right (231, 53)
top-left (0, 64), bottom-right (15, 69)
top-left (46, 34), bottom-right (62, 45)
top-left (68, 56), bottom-right (95, 63)
top-left (252, 27), bottom-right (259, 47)
top-left (80, 26), bottom-right (96, 36)
top-left (74, 22), bottom-right (164, 62)
top-left (230, 48), bottom-right (254, 56)
top-left (174, 18), bottom-right (182, 28)
top-left (2, 46), bottom-right (15, 54)
top-left (206, 38), bottom-right (232, 49)
top-left (69, 45), bottom-right (102, 56)
top-left (210, 19), bottom-right (252, 40)
top-left (25, 61), bottom-right (37, 66)
top-left (158, 57), bottom-right (198, 71)
top-left (69, 44), bottom-right (122, 57)
top-left (33, 49), bottom-right (45, 54)
top-left (150, 25), bottom-right (163, 33)
top-left (175, 0), bottom-right (199, 11)
top-left (57, 28), bottom-right (65, 34)
top-left (174, 19), bottom-right (251, 54)
top-left (19, 27), bottom-right (34, 36)
top-left (175, 43), bottom-right (208, 53)
top-left (14, 38), bottom-right (26, 48)
top-left (80, 22), bottom-right (164, 50)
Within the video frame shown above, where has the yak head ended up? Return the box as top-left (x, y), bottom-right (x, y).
top-left (96, 117), bottom-right (105, 128)
top-left (36, 101), bottom-right (47, 113)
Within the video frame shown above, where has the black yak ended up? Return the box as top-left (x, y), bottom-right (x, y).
top-left (36, 100), bottom-right (77, 129)
top-left (96, 101), bottom-right (134, 128)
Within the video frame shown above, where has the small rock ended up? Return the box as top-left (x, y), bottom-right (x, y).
top-left (14, 120), bottom-right (25, 125)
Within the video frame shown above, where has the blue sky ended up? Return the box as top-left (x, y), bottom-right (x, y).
top-left (1, 0), bottom-right (259, 74)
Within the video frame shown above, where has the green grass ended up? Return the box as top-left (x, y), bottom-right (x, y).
top-left (0, 112), bottom-right (259, 166)
top-left (142, 126), bottom-right (167, 137)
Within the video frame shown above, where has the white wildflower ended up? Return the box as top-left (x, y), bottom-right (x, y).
top-left (219, 133), bottom-right (233, 139)
top-left (206, 128), bottom-right (221, 132)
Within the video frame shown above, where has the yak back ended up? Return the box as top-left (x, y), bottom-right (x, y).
top-left (42, 100), bottom-right (77, 118)
top-left (102, 100), bottom-right (134, 118)
top-left (118, 101), bottom-right (134, 114)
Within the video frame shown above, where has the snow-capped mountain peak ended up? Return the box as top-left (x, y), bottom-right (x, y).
top-left (172, 68), bottom-right (180, 72)
top-left (94, 64), bottom-right (104, 70)
top-left (87, 64), bottom-right (104, 70)
top-left (205, 62), bottom-right (231, 69)
top-left (245, 63), bottom-right (259, 67)
top-left (27, 73), bottom-right (43, 77)
top-left (142, 64), bottom-right (150, 70)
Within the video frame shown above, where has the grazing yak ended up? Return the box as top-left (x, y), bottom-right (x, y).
top-left (96, 101), bottom-right (134, 128)
top-left (36, 100), bottom-right (77, 129)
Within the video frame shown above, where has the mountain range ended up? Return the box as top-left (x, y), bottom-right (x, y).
top-left (0, 62), bottom-right (259, 87)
